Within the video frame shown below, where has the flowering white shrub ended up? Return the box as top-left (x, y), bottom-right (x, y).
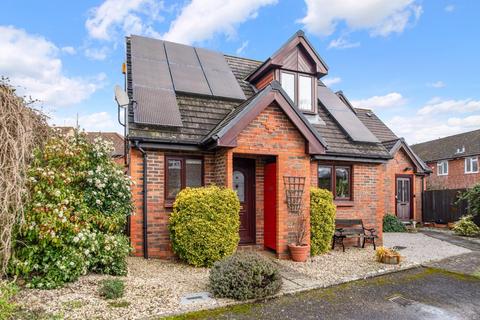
top-left (10, 131), bottom-right (132, 289)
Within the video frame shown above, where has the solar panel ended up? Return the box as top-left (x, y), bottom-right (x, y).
top-left (203, 68), bottom-right (246, 100)
top-left (165, 41), bottom-right (200, 67)
top-left (196, 48), bottom-right (231, 72)
top-left (133, 86), bottom-right (182, 127)
top-left (131, 35), bottom-right (167, 62)
top-left (196, 48), bottom-right (245, 100)
top-left (317, 85), bottom-right (379, 143)
top-left (131, 57), bottom-right (173, 90)
top-left (169, 64), bottom-right (212, 95)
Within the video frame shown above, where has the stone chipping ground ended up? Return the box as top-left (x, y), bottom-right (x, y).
top-left (12, 232), bottom-right (472, 319)
top-left (14, 258), bottom-right (213, 320)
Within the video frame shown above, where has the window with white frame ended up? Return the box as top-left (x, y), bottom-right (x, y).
top-left (280, 71), bottom-right (315, 112)
top-left (437, 160), bottom-right (448, 176)
top-left (465, 157), bottom-right (479, 174)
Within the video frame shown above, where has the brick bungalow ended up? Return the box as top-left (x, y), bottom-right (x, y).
top-left (412, 129), bottom-right (480, 190)
top-left (123, 31), bottom-right (429, 260)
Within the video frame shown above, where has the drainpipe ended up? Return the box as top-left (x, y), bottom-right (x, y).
top-left (420, 175), bottom-right (425, 223)
top-left (134, 141), bottom-right (148, 259)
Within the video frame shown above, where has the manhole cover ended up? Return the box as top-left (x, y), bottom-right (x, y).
top-left (392, 246), bottom-right (407, 250)
top-left (180, 292), bottom-right (214, 305)
top-left (389, 295), bottom-right (414, 307)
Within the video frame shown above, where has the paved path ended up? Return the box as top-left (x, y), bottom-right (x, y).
top-left (170, 267), bottom-right (480, 320)
top-left (383, 232), bottom-right (470, 264)
top-left (420, 229), bottom-right (480, 277)
top-left (420, 229), bottom-right (480, 251)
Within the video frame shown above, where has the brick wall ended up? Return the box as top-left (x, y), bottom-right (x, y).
top-left (129, 149), bottom-right (218, 258)
top-left (426, 157), bottom-right (480, 190)
top-left (232, 102), bottom-right (311, 259)
top-left (383, 148), bottom-right (423, 221)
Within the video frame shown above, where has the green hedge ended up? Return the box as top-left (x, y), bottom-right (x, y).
top-left (382, 214), bottom-right (407, 232)
top-left (169, 186), bottom-right (240, 267)
top-left (209, 252), bottom-right (282, 300)
top-left (310, 188), bottom-right (336, 256)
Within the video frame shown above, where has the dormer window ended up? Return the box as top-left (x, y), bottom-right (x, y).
top-left (280, 71), bottom-right (315, 112)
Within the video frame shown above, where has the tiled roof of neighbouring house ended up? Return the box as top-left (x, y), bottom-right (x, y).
top-left (52, 127), bottom-right (124, 157)
top-left (126, 35), bottom-right (397, 160)
top-left (411, 129), bottom-right (480, 162)
top-left (85, 132), bottom-right (125, 157)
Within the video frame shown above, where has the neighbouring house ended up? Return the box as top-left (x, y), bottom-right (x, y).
top-left (53, 126), bottom-right (125, 163)
top-left (411, 129), bottom-right (480, 190)
top-left (124, 31), bottom-right (429, 260)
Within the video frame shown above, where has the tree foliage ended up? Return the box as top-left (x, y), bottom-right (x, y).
top-left (10, 131), bottom-right (132, 289)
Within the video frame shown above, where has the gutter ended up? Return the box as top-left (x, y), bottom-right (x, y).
top-left (134, 141), bottom-right (148, 259)
top-left (314, 154), bottom-right (390, 164)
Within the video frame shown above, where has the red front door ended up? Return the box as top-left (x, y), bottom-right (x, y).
top-left (233, 158), bottom-right (255, 244)
top-left (264, 162), bottom-right (277, 251)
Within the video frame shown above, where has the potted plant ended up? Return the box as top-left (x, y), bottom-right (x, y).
top-left (288, 213), bottom-right (310, 262)
top-left (375, 247), bottom-right (401, 265)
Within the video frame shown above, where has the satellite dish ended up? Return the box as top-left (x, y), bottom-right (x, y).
top-left (114, 85), bottom-right (129, 107)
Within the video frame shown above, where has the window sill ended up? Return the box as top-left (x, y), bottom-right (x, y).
top-left (164, 201), bottom-right (174, 209)
top-left (335, 200), bottom-right (354, 207)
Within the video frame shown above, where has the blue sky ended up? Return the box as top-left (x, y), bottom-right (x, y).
top-left (1, 0), bottom-right (479, 144)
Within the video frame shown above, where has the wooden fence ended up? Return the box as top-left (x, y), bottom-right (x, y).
top-left (423, 188), bottom-right (480, 225)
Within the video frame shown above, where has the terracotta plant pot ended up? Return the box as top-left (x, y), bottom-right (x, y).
top-left (382, 255), bottom-right (401, 265)
top-left (447, 222), bottom-right (455, 229)
top-left (288, 244), bottom-right (310, 262)
top-left (434, 223), bottom-right (448, 229)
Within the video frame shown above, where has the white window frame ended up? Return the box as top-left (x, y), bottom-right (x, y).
top-left (279, 70), bottom-right (315, 112)
top-left (437, 160), bottom-right (448, 176)
top-left (465, 156), bottom-right (479, 174)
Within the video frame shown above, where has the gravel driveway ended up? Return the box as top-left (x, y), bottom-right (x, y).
top-left (383, 232), bottom-right (471, 264)
top-left (14, 232), bottom-right (470, 319)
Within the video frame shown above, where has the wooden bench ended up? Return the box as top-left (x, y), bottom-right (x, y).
top-left (332, 219), bottom-right (377, 252)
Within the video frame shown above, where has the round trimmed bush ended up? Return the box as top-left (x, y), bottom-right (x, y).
top-left (209, 252), bottom-right (282, 300)
top-left (169, 186), bottom-right (240, 267)
top-left (383, 214), bottom-right (407, 232)
top-left (310, 188), bottom-right (336, 256)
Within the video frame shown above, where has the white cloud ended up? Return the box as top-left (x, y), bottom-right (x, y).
top-left (299, 0), bottom-right (422, 37)
top-left (447, 115), bottom-right (480, 127)
top-left (50, 111), bottom-right (120, 132)
top-left (84, 46), bottom-right (109, 60)
top-left (235, 40), bottom-right (249, 55)
top-left (445, 5), bottom-right (455, 12)
top-left (61, 46), bottom-right (76, 55)
top-left (85, 0), bottom-right (163, 41)
top-left (162, 0), bottom-right (277, 45)
top-left (327, 36), bottom-right (360, 49)
top-left (0, 25), bottom-right (103, 108)
top-left (427, 80), bottom-right (446, 88)
top-left (322, 76), bottom-right (342, 86)
top-left (387, 115), bottom-right (465, 144)
top-left (418, 97), bottom-right (480, 115)
top-left (351, 92), bottom-right (406, 109)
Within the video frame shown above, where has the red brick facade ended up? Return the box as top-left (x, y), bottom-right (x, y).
top-left (127, 101), bottom-right (428, 259)
top-left (129, 102), bottom-right (315, 259)
top-left (383, 148), bottom-right (424, 222)
top-left (425, 157), bottom-right (480, 190)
